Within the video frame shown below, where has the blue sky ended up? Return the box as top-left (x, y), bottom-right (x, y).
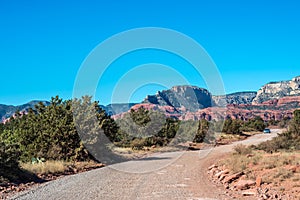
top-left (1, 0), bottom-right (300, 105)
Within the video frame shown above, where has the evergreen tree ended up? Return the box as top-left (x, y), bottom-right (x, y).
top-left (289, 110), bottom-right (300, 136)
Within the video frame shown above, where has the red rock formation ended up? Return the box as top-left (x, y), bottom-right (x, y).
top-left (277, 96), bottom-right (300, 105)
top-left (112, 96), bottom-right (300, 122)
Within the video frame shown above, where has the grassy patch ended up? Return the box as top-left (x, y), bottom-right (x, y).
top-left (20, 160), bottom-right (102, 176)
top-left (233, 144), bottom-right (253, 155)
top-left (218, 133), bottom-right (245, 140)
top-left (20, 161), bottom-right (68, 175)
top-left (108, 145), bottom-right (184, 160)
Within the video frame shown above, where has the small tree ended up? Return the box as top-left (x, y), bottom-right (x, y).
top-left (194, 119), bottom-right (209, 143)
top-left (222, 119), bottom-right (241, 134)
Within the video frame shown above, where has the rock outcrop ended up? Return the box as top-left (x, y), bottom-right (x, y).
top-left (142, 86), bottom-right (213, 112)
top-left (213, 92), bottom-right (257, 107)
top-left (252, 76), bottom-right (300, 104)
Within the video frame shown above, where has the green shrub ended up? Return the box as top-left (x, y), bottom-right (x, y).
top-left (222, 118), bottom-right (242, 134)
top-left (0, 96), bottom-right (120, 162)
top-left (241, 116), bottom-right (266, 132)
top-left (116, 108), bottom-right (180, 148)
top-left (0, 142), bottom-right (20, 169)
top-left (0, 141), bottom-right (22, 182)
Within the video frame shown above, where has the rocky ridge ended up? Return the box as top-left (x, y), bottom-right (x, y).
top-left (212, 92), bottom-right (257, 107)
top-left (2, 76), bottom-right (300, 122)
top-left (115, 75), bottom-right (300, 121)
top-left (143, 85), bottom-right (212, 112)
top-left (252, 76), bottom-right (300, 103)
top-left (0, 101), bottom-right (49, 122)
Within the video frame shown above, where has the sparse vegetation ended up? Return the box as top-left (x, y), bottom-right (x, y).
top-left (217, 111), bottom-right (300, 199)
top-left (21, 161), bottom-right (68, 175)
top-left (220, 150), bottom-right (300, 179)
top-left (20, 160), bottom-right (101, 176)
top-left (233, 144), bottom-right (252, 155)
top-left (218, 147), bottom-right (300, 199)
top-left (257, 110), bottom-right (300, 152)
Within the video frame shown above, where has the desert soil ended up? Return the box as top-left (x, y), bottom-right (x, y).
top-left (10, 130), bottom-right (280, 200)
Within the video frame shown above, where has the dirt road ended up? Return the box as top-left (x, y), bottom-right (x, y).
top-left (11, 130), bottom-right (280, 200)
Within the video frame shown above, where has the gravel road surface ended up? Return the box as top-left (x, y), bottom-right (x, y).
top-left (11, 130), bottom-right (280, 200)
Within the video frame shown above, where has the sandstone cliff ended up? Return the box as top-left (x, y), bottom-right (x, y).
top-left (252, 76), bottom-right (300, 103)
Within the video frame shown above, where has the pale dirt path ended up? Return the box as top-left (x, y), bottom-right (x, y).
top-left (11, 130), bottom-right (280, 200)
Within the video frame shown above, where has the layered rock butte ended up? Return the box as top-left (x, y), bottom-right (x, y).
top-left (112, 76), bottom-right (300, 121)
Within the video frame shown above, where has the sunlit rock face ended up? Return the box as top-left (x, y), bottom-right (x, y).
top-left (142, 85), bottom-right (213, 112)
top-left (212, 92), bottom-right (257, 107)
top-left (252, 75), bottom-right (300, 104)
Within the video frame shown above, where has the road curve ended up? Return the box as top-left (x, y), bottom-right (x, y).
top-left (11, 130), bottom-right (280, 200)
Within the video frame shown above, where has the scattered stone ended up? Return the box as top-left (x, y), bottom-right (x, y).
top-left (219, 174), bottom-right (227, 181)
top-left (287, 165), bottom-right (300, 173)
top-left (208, 164), bottom-right (217, 170)
top-left (211, 168), bottom-right (218, 175)
top-left (242, 189), bottom-right (257, 196)
top-left (233, 179), bottom-right (255, 190)
top-left (215, 169), bottom-right (230, 178)
top-left (262, 193), bottom-right (269, 199)
top-left (188, 146), bottom-right (200, 151)
top-left (223, 172), bottom-right (244, 184)
top-left (256, 176), bottom-right (262, 187)
top-left (189, 142), bottom-right (196, 146)
top-left (240, 174), bottom-right (247, 179)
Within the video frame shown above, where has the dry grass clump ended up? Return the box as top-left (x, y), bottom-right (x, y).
top-left (218, 133), bottom-right (245, 141)
top-left (221, 146), bottom-right (300, 172)
top-left (222, 154), bottom-right (249, 173)
top-left (21, 160), bottom-right (68, 175)
top-left (21, 160), bottom-right (102, 175)
top-left (233, 144), bottom-right (253, 155)
top-left (72, 161), bottom-right (101, 170)
top-left (273, 167), bottom-right (293, 181)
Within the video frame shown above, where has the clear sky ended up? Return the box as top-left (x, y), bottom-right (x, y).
top-left (1, 0), bottom-right (300, 105)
